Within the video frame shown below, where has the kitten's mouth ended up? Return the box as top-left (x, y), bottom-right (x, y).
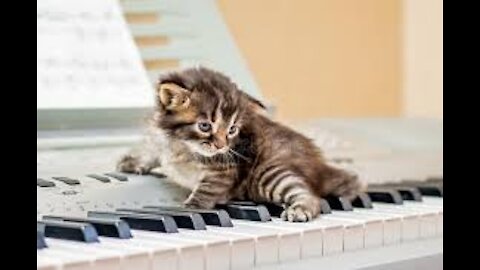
top-left (184, 141), bottom-right (228, 157)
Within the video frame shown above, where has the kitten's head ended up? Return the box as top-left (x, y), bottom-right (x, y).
top-left (154, 67), bottom-right (265, 157)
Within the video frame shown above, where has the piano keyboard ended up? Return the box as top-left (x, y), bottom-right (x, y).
top-left (37, 173), bottom-right (443, 270)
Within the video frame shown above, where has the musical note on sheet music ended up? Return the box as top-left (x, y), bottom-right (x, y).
top-left (37, 0), bottom-right (154, 109)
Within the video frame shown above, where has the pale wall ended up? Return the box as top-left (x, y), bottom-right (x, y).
top-left (403, 0), bottom-right (443, 119)
top-left (217, 0), bottom-right (442, 120)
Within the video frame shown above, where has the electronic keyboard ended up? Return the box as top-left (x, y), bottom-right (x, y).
top-left (37, 119), bottom-right (443, 270)
top-left (36, 173), bottom-right (443, 270)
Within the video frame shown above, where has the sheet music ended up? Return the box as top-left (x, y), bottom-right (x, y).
top-left (37, 0), bottom-right (154, 109)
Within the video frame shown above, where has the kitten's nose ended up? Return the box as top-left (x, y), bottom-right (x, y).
top-left (213, 139), bottom-right (226, 149)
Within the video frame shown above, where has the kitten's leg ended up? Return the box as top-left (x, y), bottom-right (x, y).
top-left (183, 173), bottom-right (234, 209)
top-left (116, 143), bottom-right (160, 175)
top-left (260, 171), bottom-right (320, 222)
top-left (322, 165), bottom-right (365, 199)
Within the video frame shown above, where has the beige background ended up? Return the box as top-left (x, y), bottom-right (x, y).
top-left (217, 0), bottom-right (442, 120)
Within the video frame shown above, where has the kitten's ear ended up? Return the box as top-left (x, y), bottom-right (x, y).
top-left (158, 83), bottom-right (191, 111)
top-left (243, 93), bottom-right (267, 114)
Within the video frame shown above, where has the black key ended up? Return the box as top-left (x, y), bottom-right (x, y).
top-left (228, 200), bottom-right (257, 206)
top-left (37, 230), bottom-right (47, 249)
top-left (104, 173), bottom-right (128, 182)
top-left (52, 177), bottom-right (80, 185)
top-left (389, 186), bottom-right (423, 201)
top-left (117, 208), bottom-right (206, 230)
top-left (42, 216), bottom-right (132, 239)
top-left (87, 174), bottom-right (111, 183)
top-left (320, 199), bottom-right (332, 214)
top-left (367, 189), bottom-right (403, 204)
top-left (351, 193), bottom-right (373, 208)
top-left (37, 178), bottom-right (55, 187)
top-left (216, 204), bottom-right (271, 222)
top-left (88, 211), bottom-right (178, 233)
top-left (258, 202), bottom-right (284, 217)
top-left (400, 180), bottom-right (443, 197)
top-left (144, 206), bottom-right (233, 227)
top-left (324, 195), bottom-right (353, 211)
top-left (228, 200), bottom-right (285, 217)
top-left (416, 185), bottom-right (443, 197)
top-left (37, 220), bottom-right (99, 243)
top-left (426, 177), bottom-right (443, 184)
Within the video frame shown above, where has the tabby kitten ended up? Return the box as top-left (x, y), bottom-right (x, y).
top-left (117, 67), bottom-right (363, 222)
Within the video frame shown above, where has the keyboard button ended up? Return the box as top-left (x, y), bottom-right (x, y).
top-left (401, 180), bottom-right (443, 197)
top-left (98, 236), bottom-right (177, 270)
top-left (87, 211), bottom-right (178, 233)
top-left (37, 178), bottom-right (55, 187)
top-left (133, 229), bottom-right (230, 270)
top-left (104, 172), bottom-right (128, 182)
top-left (42, 216), bottom-right (132, 239)
top-left (320, 198), bottom-right (332, 214)
top-left (86, 174), bottom-right (111, 183)
top-left (268, 217), bottom-right (340, 258)
top-left (216, 204), bottom-right (272, 222)
top-left (324, 195), bottom-right (353, 211)
top-left (351, 193), bottom-right (373, 208)
top-left (45, 238), bottom-right (142, 270)
top-left (37, 231), bottom-right (47, 249)
top-left (184, 228), bottom-right (255, 269)
top-left (372, 203), bottom-right (439, 238)
top-left (393, 187), bottom-right (423, 201)
top-left (208, 222), bottom-right (285, 265)
top-left (144, 206), bottom-right (233, 227)
top-left (117, 208), bottom-right (207, 230)
top-left (37, 246), bottom-right (97, 269)
top-left (38, 220), bottom-right (99, 243)
top-left (426, 177), bottom-right (443, 184)
top-left (417, 185), bottom-right (443, 197)
top-left (51, 177), bottom-right (80, 185)
top-left (367, 189), bottom-right (403, 204)
top-left (257, 202), bottom-right (284, 217)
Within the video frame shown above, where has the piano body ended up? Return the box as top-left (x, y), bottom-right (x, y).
top-left (37, 0), bottom-right (443, 269)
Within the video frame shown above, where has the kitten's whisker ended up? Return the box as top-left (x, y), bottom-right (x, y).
top-left (228, 149), bottom-right (251, 163)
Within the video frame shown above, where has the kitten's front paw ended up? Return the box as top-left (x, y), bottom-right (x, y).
top-left (116, 155), bottom-right (149, 175)
top-left (183, 198), bottom-right (212, 209)
top-left (281, 204), bottom-right (317, 222)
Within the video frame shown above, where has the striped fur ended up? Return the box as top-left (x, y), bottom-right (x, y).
top-left (117, 67), bottom-right (364, 222)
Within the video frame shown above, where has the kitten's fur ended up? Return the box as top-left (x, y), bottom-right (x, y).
top-left (118, 67), bottom-right (363, 222)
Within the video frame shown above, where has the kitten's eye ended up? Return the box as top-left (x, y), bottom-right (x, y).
top-left (229, 125), bottom-right (238, 135)
top-left (198, 122), bottom-right (212, 132)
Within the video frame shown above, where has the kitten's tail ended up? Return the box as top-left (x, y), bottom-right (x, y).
top-left (319, 165), bottom-right (366, 199)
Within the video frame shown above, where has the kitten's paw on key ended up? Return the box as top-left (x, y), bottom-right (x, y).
top-left (281, 205), bottom-right (314, 222)
top-left (116, 155), bottom-right (149, 175)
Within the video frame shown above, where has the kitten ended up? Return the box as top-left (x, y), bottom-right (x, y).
top-left (117, 67), bottom-right (364, 222)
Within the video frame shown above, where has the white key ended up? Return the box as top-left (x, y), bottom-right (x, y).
top-left (46, 238), bottom-right (141, 270)
top-left (207, 223), bottom-right (279, 266)
top-left (317, 215), bottom-right (364, 251)
top-left (232, 220), bottom-right (302, 263)
top-left (373, 203), bottom-right (439, 238)
top-left (405, 200), bottom-right (443, 234)
top-left (269, 217), bottom-right (345, 256)
top-left (327, 211), bottom-right (384, 248)
top-left (422, 197), bottom-right (443, 206)
top-left (233, 218), bottom-right (325, 259)
top-left (360, 205), bottom-right (421, 241)
top-left (37, 245), bottom-right (97, 270)
top-left (37, 253), bottom-right (65, 270)
top-left (98, 236), bottom-right (178, 270)
top-left (132, 229), bottom-right (228, 270)
top-left (346, 209), bottom-right (403, 245)
top-left (179, 228), bottom-right (255, 270)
